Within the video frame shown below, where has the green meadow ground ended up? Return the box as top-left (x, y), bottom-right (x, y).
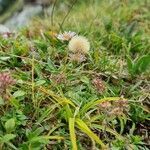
top-left (0, 0), bottom-right (150, 149)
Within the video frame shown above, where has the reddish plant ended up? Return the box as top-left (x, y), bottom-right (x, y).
top-left (92, 77), bottom-right (106, 93)
top-left (0, 72), bottom-right (16, 95)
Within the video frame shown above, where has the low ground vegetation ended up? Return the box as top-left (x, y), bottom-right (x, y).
top-left (0, 0), bottom-right (150, 149)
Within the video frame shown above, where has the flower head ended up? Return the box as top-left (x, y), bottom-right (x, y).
top-left (0, 72), bottom-right (16, 94)
top-left (68, 36), bottom-right (90, 54)
top-left (99, 101), bottom-right (111, 108)
top-left (57, 31), bottom-right (76, 41)
top-left (109, 107), bottom-right (123, 116)
top-left (51, 73), bottom-right (66, 84)
top-left (92, 78), bottom-right (105, 93)
top-left (69, 53), bottom-right (86, 63)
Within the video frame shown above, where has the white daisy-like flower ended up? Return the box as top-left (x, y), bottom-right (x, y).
top-left (57, 31), bottom-right (76, 41)
top-left (68, 36), bottom-right (90, 54)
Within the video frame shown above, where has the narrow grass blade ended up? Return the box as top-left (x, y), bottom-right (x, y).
top-left (37, 104), bottom-right (58, 124)
top-left (92, 124), bottom-right (124, 140)
top-left (76, 119), bottom-right (107, 149)
top-left (80, 97), bottom-right (123, 115)
top-left (30, 135), bottom-right (64, 143)
top-left (69, 118), bottom-right (78, 150)
top-left (65, 104), bottom-right (73, 120)
top-left (39, 87), bottom-right (76, 107)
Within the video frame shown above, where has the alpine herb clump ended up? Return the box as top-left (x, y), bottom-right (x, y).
top-left (0, 72), bottom-right (15, 95)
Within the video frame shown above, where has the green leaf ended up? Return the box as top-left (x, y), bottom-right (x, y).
top-left (125, 21), bottom-right (137, 37)
top-left (27, 127), bottom-right (44, 140)
top-left (65, 105), bottom-right (73, 120)
top-left (13, 90), bottom-right (26, 98)
top-left (37, 104), bottom-right (58, 124)
top-left (35, 80), bottom-right (46, 86)
top-left (126, 56), bottom-right (134, 75)
top-left (69, 118), bottom-right (77, 150)
top-left (5, 119), bottom-right (16, 133)
top-left (1, 134), bottom-right (16, 143)
top-left (130, 122), bottom-right (136, 135)
top-left (0, 56), bottom-right (10, 61)
top-left (134, 55), bottom-right (150, 74)
top-left (6, 142), bottom-right (17, 150)
top-left (9, 97), bottom-right (20, 109)
top-left (29, 136), bottom-right (64, 143)
top-left (0, 97), bottom-right (4, 105)
top-left (80, 76), bottom-right (89, 84)
top-left (47, 57), bottom-right (56, 71)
